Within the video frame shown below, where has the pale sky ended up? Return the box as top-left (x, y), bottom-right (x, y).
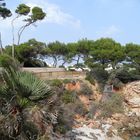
top-left (1, 0), bottom-right (140, 46)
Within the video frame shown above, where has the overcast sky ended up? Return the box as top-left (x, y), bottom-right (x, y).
top-left (1, 0), bottom-right (140, 46)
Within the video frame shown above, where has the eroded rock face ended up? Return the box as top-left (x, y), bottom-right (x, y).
top-left (104, 81), bottom-right (140, 139)
top-left (65, 81), bottom-right (81, 91)
top-left (71, 81), bottom-right (140, 140)
top-left (57, 81), bottom-right (140, 140)
top-left (123, 81), bottom-right (140, 116)
top-left (128, 98), bottom-right (140, 108)
top-left (123, 81), bottom-right (140, 97)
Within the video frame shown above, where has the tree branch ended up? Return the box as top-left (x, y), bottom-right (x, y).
top-left (17, 21), bottom-right (34, 45)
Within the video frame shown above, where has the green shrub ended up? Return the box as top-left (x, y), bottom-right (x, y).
top-left (88, 101), bottom-right (100, 119)
top-left (54, 122), bottom-right (70, 134)
top-left (79, 83), bottom-right (93, 96)
top-left (0, 54), bottom-right (19, 69)
top-left (23, 121), bottom-right (39, 140)
top-left (24, 58), bottom-right (48, 67)
top-left (55, 125), bottom-right (67, 134)
top-left (50, 79), bottom-right (63, 87)
top-left (111, 78), bottom-right (124, 89)
top-left (116, 69), bottom-right (140, 83)
top-left (89, 93), bottom-right (124, 118)
top-left (90, 67), bottom-right (109, 84)
top-left (54, 101), bottom-right (87, 134)
top-left (74, 101), bottom-right (88, 116)
top-left (100, 93), bottom-right (124, 118)
top-left (62, 79), bottom-right (71, 84)
top-left (61, 90), bottom-right (77, 104)
top-left (53, 109), bottom-right (72, 134)
top-left (108, 71), bottom-right (124, 89)
top-left (86, 67), bottom-right (109, 92)
top-left (85, 74), bottom-right (95, 85)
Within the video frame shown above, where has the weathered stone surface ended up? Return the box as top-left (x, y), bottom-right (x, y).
top-left (72, 125), bottom-right (123, 140)
top-left (64, 81), bottom-right (140, 140)
top-left (128, 98), bottom-right (140, 107)
top-left (123, 81), bottom-right (140, 118)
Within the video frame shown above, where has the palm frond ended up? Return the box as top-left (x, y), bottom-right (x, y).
top-left (2, 68), bottom-right (15, 91)
top-left (0, 85), bottom-right (14, 101)
top-left (15, 71), bottom-right (52, 101)
top-left (2, 67), bottom-right (52, 102)
top-left (17, 98), bottom-right (30, 108)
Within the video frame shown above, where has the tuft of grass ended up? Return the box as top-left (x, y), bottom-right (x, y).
top-left (50, 79), bottom-right (63, 87)
top-left (78, 83), bottom-right (93, 96)
top-left (61, 90), bottom-right (77, 104)
top-left (89, 93), bottom-right (124, 118)
top-left (85, 74), bottom-right (95, 85)
top-left (62, 79), bottom-right (72, 84)
top-left (100, 93), bottom-right (124, 118)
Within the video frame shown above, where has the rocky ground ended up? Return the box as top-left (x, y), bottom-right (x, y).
top-left (62, 81), bottom-right (140, 140)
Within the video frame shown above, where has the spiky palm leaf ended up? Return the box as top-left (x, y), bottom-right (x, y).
top-left (0, 67), bottom-right (57, 139)
top-left (1, 67), bottom-right (52, 108)
top-left (0, 84), bottom-right (14, 102)
top-left (16, 71), bottom-right (51, 101)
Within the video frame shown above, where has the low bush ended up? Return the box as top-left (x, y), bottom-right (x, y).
top-left (78, 83), bottom-right (93, 96)
top-left (116, 69), bottom-right (135, 83)
top-left (0, 54), bottom-right (19, 69)
top-left (50, 79), bottom-right (63, 87)
top-left (115, 68), bottom-right (140, 83)
top-left (91, 67), bottom-right (109, 84)
top-left (108, 71), bottom-right (124, 89)
top-left (61, 90), bottom-right (77, 104)
top-left (24, 58), bottom-right (48, 67)
top-left (100, 93), bottom-right (124, 118)
top-left (62, 79), bottom-right (72, 84)
top-left (86, 67), bottom-right (109, 92)
top-left (54, 100), bottom-right (87, 134)
top-left (53, 104), bottom-right (75, 134)
top-left (85, 74), bottom-right (95, 85)
top-left (89, 93), bottom-right (124, 118)
top-left (74, 101), bottom-right (88, 116)
top-left (54, 116), bottom-right (71, 134)
top-left (88, 101), bottom-right (100, 119)
top-left (111, 78), bottom-right (124, 89)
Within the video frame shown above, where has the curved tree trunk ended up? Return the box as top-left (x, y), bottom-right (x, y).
top-left (17, 21), bottom-right (34, 45)
top-left (0, 32), bottom-right (3, 54)
top-left (11, 15), bottom-right (20, 58)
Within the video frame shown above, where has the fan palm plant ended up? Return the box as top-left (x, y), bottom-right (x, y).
top-left (0, 67), bottom-right (52, 139)
top-left (1, 67), bottom-right (51, 107)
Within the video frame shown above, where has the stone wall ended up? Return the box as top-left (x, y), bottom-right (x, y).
top-left (0, 67), bottom-right (86, 79)
top-left (22, 68), bottom-right (86, 80)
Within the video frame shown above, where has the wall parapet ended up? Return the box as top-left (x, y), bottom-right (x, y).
top-left (22, 68), bottom-right (86, 80)
top-left (0, 67), bottom-right (86, 79)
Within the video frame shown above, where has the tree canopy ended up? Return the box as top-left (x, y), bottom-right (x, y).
top-left (125, 43), bottom-right (140, 71)
top-left (0, 0), bottom-right (11, 19)
top-left (89, 38), bottom-right (125, 69)
top-left (2, 37), bottom-right (139, 73)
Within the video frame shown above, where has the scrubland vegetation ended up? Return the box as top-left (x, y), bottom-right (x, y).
top-left (0, 1), bottom-right (140, 139)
